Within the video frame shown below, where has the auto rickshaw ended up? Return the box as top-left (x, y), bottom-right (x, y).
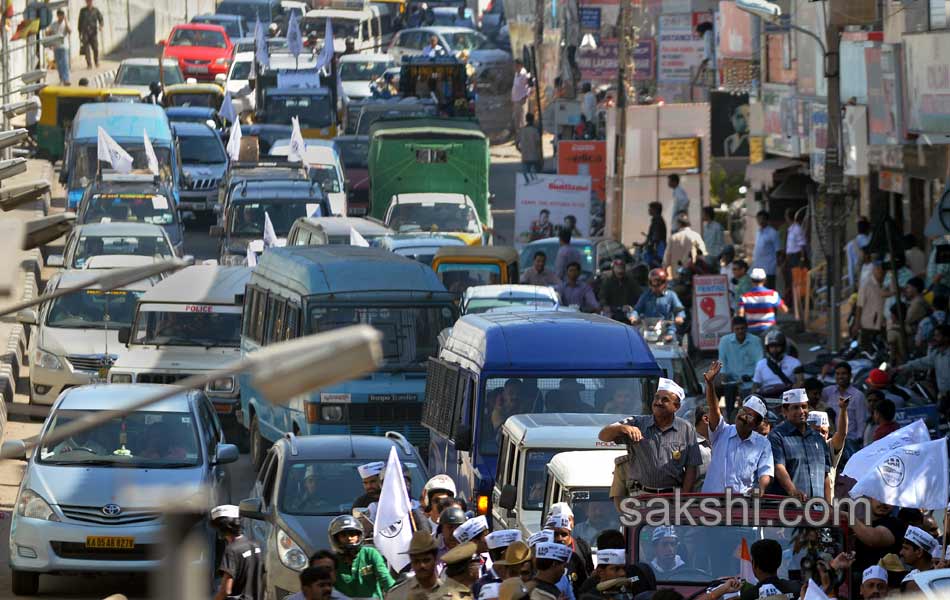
top-left (36, 86), bottom-right (142, 162)
top-left (162, 83), bottom-right (225, 109)
top-left (431, 245), bottom-right (519, 298)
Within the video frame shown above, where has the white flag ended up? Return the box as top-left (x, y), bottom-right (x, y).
top-left (220, 91), bottom-right (238, 124)
top-left (254, 18), bottom-right (270, 69)
top-left (373, 447), bottom-right (413, 572)
top-left (263, 212), bottom-right (278, 248)
top-left (803, 579), bottom-right (830, 600)
top-left (286, 9), bottom-right (303, 57)
top-left (289, 116), bottom-right (309, 165)
top-left (97, 127), bottom-right (133, 173)
top-left (315, 17), bottom-right (334, 71)
top-left (842, 419), bottom-right (930, 480)
top-left (849, 437), bottom-right (949, 509)
top-left (246, 245), bottom-right (257, 267)
top-left (226, 122), bottom-right (243, 161)
top-left (350, 227), bottom-right (369, 247)
top-left (143, 129), bottom-right (159, 176)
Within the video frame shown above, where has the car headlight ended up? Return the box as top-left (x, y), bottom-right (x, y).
top-left (207, 376), bottom-right (235, 394)
top-left (215, 58), bottom-right (231, 66)
top-left (110, 373), bottom-right (133, 383)
top-left (34, 348), bottom-right (62, 371)
top-left (17, 489), bottom-right (59, 521)
top-left (276, 528), bottom-right (308, 571)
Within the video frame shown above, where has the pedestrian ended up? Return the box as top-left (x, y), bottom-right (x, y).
top-left (77, 0), bottom-right (103, 69)
top-left (872, 398), bottom-right (900, 441)
top-left (893, 324), bottom-right (950, 399)
top-left (630, 268), bottom-right (686, 338)
top-left (441, 542), bottom-right (482, 598)
top-left (904, 234), bottom-right (927, 278)
top-left (328, 515), bottom-right (394, 600)
top-left (288, 551), bottom-right (350, 600)
top-left (860, 566), bottom-right (890, 600)
top-left (384, 531), bottom-right (441, 600)
top-left (717, 316), bottom-right (763, 420)
top-left (516, 113), bottom-right (543, 183)
top-left (599, 377), bottom-right (702, 503)
top-left (545, 509), bottom-right (593, 591)
top-left (644, 202), bottom-right (666, 268)
top-left (530, 543), bottom-right (574, 600)
top-left (46, 9), bottom-right (71, 85)
top-left (554, 228), bottom-right (583, 281)
top-left (210, 504), bottom-right (263, 600)
top-left (700, 361), bottom-right (773, 494)
top-left (846, 217), bottom-right (871, 289)
top-left (899, 526), bottom-right (939, 592)
top-left (598, 258), bottom-right (640, 320)
top-left (557, 262), bottom-right (600, 313)
top-left (580, 82), bottom-right (596, 134)
top-left (664, 212), bottom-right (706, 276)
top-left (352, 461), bottom-right (384, 508)
top-left (730, 259), bottom-right (752, 311)
top-left (853, 260), bottom-right (886, 349)
top-left (474, 530), bottom-right (522, 600)
top-left (511, 59), bottom-right (531, 133)
top-left (820, 362), bottom-right (868, 453)
top-left (521, 251), bottom-right (560, 286)
top-left (667, 175), bottom-right (689, 233)
top-left (738, 540), bottom-right (800, 600)
top-left (767, 388), bottom-right (832, 501)
top-left (752, 210), bottom-right (780, 289)
top-left (701, 207), bottom-right (724, 268)
top-left (737, 268), bottom-right (788, 336)
top-left (904, 277), bottom-right (930, 334)
top-left (298, 567), bottom-right (335, 600)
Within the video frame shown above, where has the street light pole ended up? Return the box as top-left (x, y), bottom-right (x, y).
top-left (822, 22), bottom-right (844, 353)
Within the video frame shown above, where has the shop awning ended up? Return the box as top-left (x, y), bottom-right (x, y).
top-left (745, 158), bottom-right (804, 191)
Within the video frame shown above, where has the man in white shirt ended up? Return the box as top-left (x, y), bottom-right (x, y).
top-left (752, 329), bottom-right (803, 394)
top-left (753, 210), bottom-right (780, 289)
top-left (701, 361), bottom-right (774, 494)
top-left (580, 82), bottom-right (597, 130)
top-left (702, 206), bottom-right (725, 267)
top-left (667, 174), bottom-right (689, 233)
top-left (852, 261), bottom-right (885, 350)
top-left (511, 59), bottom-right (531, 134)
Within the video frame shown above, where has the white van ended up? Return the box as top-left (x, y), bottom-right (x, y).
top-left (109, 265), bottom-right (251, 447)
top-left (542, 450), bottom-right (625, 546)
top-left (303, 5), bottom-right (392, 54)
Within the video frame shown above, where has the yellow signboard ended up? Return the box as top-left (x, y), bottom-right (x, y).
top-left (749, 137), bottom-right (765, 164)
top-left (658, 137), bottom-right (701, 171)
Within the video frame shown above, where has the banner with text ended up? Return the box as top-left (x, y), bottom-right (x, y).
top-left (558, 140), bottom-right (607, 203)
top-left (515, 174), bottom-right (592, 248)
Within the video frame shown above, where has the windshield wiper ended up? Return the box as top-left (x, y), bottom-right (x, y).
top-left (45, 459), bottom-right (118, 466)
top-left (149, 462), bottom-right (198, 469)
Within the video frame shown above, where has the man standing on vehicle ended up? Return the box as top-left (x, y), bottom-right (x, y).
top-left (353, 461), bottom-right (385, 508)
top-left (820, 362), bottom-right (868, 453)
top-left (630, 269), bottom-right (686, 338)
top-left (767, 388), bottom-right (832, 501)
top-left (700, 361), bottom-right (773, 494)
top-left (77, 0), bottom-right (103, 69)
top-left (718, 317), bottom-right (763, 419)
top-left (738, 268), bottom-right (788, 336)
top-left (598, 258), bottom-right (640, 321)
top-left (521, 252), bottom-right (561, 286)
top-left (555, 229), bottom-right (583, 281)
top-left (211, 504), bottom-right (263, 600)
top-left (512, 59), bottom-right (531, 134)
top-left (599, 377), bottom-right (702, 502)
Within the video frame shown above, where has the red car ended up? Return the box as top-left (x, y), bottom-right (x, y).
top-left (161, 23), bottom-right (233, 82)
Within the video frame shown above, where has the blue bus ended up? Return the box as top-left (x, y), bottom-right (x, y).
top-left (422, 311), bottom-right (663, 516)
top-left (61, 103), bottom-right (181, 210)
top-left (239, 245), bottom-right (456, 468)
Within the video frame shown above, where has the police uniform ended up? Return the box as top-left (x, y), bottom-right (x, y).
top-left (437, 542), bottom-right (480, 600)
top-left (385, 576), bottom-right (444, 600)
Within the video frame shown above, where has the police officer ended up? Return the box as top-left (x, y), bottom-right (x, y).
top-left (474, 530), bottom-right (522, 599)
top-left (385, 531), bottom-right (442, 600)
top-left (530, 543), bottom-right (574, 600)
top-left (441, 542), bottom-right (482, 600)
top-left (211, 504), bottom-right (262, 600)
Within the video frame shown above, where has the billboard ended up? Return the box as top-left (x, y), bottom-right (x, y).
top-left (514, 174), bottom-right (593, 247)
top-left (558, 140), bottom-right (607, 202)
top-left (710, 91), bottom-right (750, 158)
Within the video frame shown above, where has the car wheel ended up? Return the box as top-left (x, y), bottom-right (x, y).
top-left (250, 416), bottom-right (268, 471)
top-left (12, 570), bottom-right (39, 595)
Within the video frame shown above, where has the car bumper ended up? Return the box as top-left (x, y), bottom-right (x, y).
top-left (266, 553), bottom-right (303, 600)
top-left (180, 64), bottom-right (228, 81)
top-left (180, 190), bottom-right (217, 212)
top-left (9, 515), bottom-right (163, 574)
top-left (30, 363), bottom-right (100, 405)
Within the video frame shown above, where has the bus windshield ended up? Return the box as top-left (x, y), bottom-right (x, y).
top-left (264, 94), bottom-right (333, 128)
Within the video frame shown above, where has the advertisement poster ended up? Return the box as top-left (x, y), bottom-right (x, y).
top-left (658, 13), bottom-right (705, 84)
top-left (718, 1), bottom-right (755, 60)
top-left (514, 175), bottom-right (592, 248)
top-left (633, 39), bottom-right (656, 80)
top-left (691, 274), bottom-right (731, 350)
top-left (710, 92), bottom-right (750, 157)
top-left (558, 140), bottom-right (607, 203)
top-left (578, 39), bottom-right (618, 87)
top-left (865, 44), bottom-right (904, 145)
top-left (810, 103), bottom-right (828, 183)
top-left (904, 34), bottom-right (950, 133)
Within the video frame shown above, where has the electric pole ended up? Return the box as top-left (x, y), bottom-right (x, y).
top-left (823, 22), bottom-right (844, 353)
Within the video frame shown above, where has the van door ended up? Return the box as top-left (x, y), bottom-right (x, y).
top-left (490, 433), bottom-right (511, 527)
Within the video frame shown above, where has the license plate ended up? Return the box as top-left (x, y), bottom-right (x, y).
top-left (187, 65), bottom-right (208, 73)
top-left (86, 536), bottom-right (134, 549)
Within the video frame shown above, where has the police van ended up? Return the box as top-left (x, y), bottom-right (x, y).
top-left (541, 450), bottom-right (625, 546)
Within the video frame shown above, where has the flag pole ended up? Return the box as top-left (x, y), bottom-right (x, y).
top-left (942, 505), bottom-right (949, 561)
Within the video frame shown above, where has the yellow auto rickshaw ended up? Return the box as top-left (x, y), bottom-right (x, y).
top-left (431, 246), bottom-right (519, 298)
top-left (36, 86), bottom-right (142, 162)
top-left (162, 83), bottom-right (225, 109)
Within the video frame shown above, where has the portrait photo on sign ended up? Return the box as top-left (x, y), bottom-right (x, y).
top-left (710, 92), bottom-right (750, 158)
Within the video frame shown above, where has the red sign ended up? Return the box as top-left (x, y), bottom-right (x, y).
top-left (557, 141), bottom-right (607, 202)
top-left (185, 305), bottom-right (215, 313)
top-left (691, 274), bottom-right (731, 350)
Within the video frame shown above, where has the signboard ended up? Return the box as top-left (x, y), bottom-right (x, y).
top-left (879, 170), bottom-right (904, 193)
top-left (895, 404), bottom-right (939, 431)
top-left (865, 44), bottom-right (904, 145)
top-left (691, 274), bottom-right (731, 350)
top-left (658, 137), bottom-right (701, 171)
top-left (843, 105), bottom-right (869, 177)
top-left (710, 92), bottom-right (750, 158)
top-left (579, 6), bottom-right (601, 29)
top-left (718, 1), bottom-right (755, 60)
top-left (558, 140), bottom-right (607, 203)
top-left (514, 174), bottom-right (592, 248)
top-left (658, 13), bottom-right (705, 84)
top-left (904, 33), bottom-right (950, 133)
top-left (762, 84), bottom-right (800, 157)
top-left (633, 39), bottom-right (656, 80)
top-left (810, 103), bottom-right (828, 183)
top-left (749, 137), bottom-right (764, 163)
top-left (578, 39), bottom-right (618, 87)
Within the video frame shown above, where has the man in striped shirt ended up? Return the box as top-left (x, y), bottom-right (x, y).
top-left (738, 268), bottom-right (788, 335)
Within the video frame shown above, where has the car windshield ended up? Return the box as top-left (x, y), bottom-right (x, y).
top-left (303, 17), bottom-right (359, 38)
top-left (280, 459), bottom-right (426, 515)
top-left (230, 200), bottom-right (318, 236)
top-left (116, 64), bottom-right (184, 86)
top-left (465, 296), bottom-right (557, 314)
top-left (656, 356), bottom-right (702, 397)
top-left (437, 263), bottom-right (501, 295)
top-left (217, 2), bottom-right (268, 23)
top-left (46, 289), bottom-right (142, 330)
top-left (83, 194), bottom-right (176, 226)
top-left (564, 489), bottom-right (619, 542)
top-left (335, 140), bottom-right (369, 168)
top-left (171, 28), bottom-right (228, 48)
top-left (519, 241), bottom-right (595, 277)
top-left (387, 203), bottom-right (480, 234)
top-left (340, 61), bottom-right (392, 81)
top-left (73, 235), bottom-right (174, 268)
top-left (264, 94), bottom-right (333, 128)
top-left (39, 409), bottom-right (201, 467)
top-left (131, 306), bottom-right (242, 347)
top-left (308, 304), bottom-right (455, 369)
top-left (180, 134), bottom-right (227, 164)
top-left (72, 143), bottom-right (173, 185)
top-left (446, 31), bottom-right (496, 51)
top-left (637, 525), bottom-right (844, 584)
top-left (231, 60), bottom-right (253, 80)
top-left (479, 376), bottom-right (652, 455)
top-left (167, 93), bottom-right (221, 108)
top-left (309, 164), bottom-right (341, 193)
top-left (194, 17), bottom-right (242, 39)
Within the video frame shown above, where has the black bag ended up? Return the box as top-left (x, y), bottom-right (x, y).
top-left (766, 357), bottom-right (793, 387)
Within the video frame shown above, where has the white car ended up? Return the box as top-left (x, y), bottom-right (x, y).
top-left (384, 192), bottom-right (485, 245)
top-left (338, 53), bottom-right (395, 102)
top-left (49, 223), bottom-right (177, 270)
top-left (112, 58), bottom-right (184, 97)
top-left (268, 138), bottom-right (347, 216)
top-left (461, 284), bottom-right (560, 315)
top-left (224, 51), bottom-right (255, 114)
top-left (387, 26), bottom-right (510, 67)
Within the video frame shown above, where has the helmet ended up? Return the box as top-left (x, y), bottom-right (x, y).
top-left (423, 474), bottom-right (457, 509)
top-left (763, 329), bottom-right (787, 350)
top-left (268, 23), bottom-right (279, 35)
top-left (328, 515), bottom-right (365, 553)
top-left (439, 506), bottom-right (467, 527)
top-left (648, 268), bottom-right (668, 284)
top-left (149, 81), bottom-right (161, 95)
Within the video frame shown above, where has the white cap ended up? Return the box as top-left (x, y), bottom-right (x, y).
top-left (545, 514), bottom-right (572, 531)
top-left (596, 549), bottom-right (626, 565)
top-left (807, 411), bottom-right (829, 428)
top-left (357, 461), bottom-right (385, 479)
top-left (863, 565), bottom-right (888, 584)
top-left (657, 378), bottom-right (685, 401)
top-left (533, 542), bottom-right (572, 562)
top-left (548, 502), bottom-right (574, 519)
top-left (479, 583), bottom-right (501, 600)
top-left (486, 529), bottom-right (522, 550)
top-left (652, 526), bottom-right (677, 542)
top-left (782, 388), bottom-right (807, 405)
top-left (424, 474), bottom-right (457, 496)
top-left (453, 515), bottom-right (488, 543)
top-left (750, 268), bottom-right (767, 281)
top-left (743, 396), bottom-right (767, 418)
top-left (211, 504), bottom-right (240, 520)
top-left (528, 530), bottom-right (554, 547)
top-left (904, 525), bottom-right (940, 556)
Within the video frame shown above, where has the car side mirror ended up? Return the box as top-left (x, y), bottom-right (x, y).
top-left (15, 309), bottom-right (37, 325)
top-left (46, 254), bottom-right (64, 267)
top-left (158, 39), bottom-right (167, 48)
top-left (498, 484), bottom-right (516, 510)
top-left (214, 443), bottom-right (240, 465)
top-left (118, 326), bottom-right (131, 345)
top-left (239, 497), bottom-right (265, 520)
top-left (453, 424), bottom-right (472, 452)
top-left (209, 225), bottom-right (224, 237)
top-left (1, 439), bottom-right (28, 461)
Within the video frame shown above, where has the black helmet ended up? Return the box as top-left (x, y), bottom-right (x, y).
top-left (439, 506), bottom-right (467, 527)
top-left (149, 81), bottom-right (161, 95)
top-left (764, 329), bottom-right (786, 350)
top-left (328, 514), bottom-right (364, 553)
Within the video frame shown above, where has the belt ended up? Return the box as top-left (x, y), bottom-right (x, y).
top-left (631, 481), bottom-right (676, 494)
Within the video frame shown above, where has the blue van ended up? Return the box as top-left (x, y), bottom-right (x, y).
top-left (61, 103), bottom-right (181, 210)
top-left (422, 311), bottom-right (663, 516)
top-left (216, 0), bottom-right (282, 28)
top-left (239, 245), bottom-right (457, 468)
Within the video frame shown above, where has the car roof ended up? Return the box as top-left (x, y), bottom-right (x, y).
top-left (73, 103), bottom-right (171, 141)
top-left (379, 233), bottom-right (466, 249)
top-left (53, 269), bottom-right (156, 291)
top-left (306, 7), bottom-right (374, 18)
top-left (434, 246), bottom-right (518, 261)
top-left (546, 450), bottom-right (626, 487)
top-left (267, 86), bottom-right (330, 96)
top-left (56, 384), bottom-right (196, 413)
top-left (277, 433), bottom-right (420, 460)
top-left (171, 121), bottom-right (219, 136)
top-left (88, 179), bottom-right (164, 194)
top-left (294, 217), bottom-right (393, 236)
top-left (369, 117), bottom-right (484, 139)
top-left (140, 265), bottom-right (251, 304)
top-left (463, 284), bottom-right (559, 301)
top-left (502, 413), bottom-right (626, 448)
top-left (120, 57), bottom-right (180, 66)
top-left (393, 193), bottom-right (471, 205)
top-left (74, 222), bottom-right (169, 236)
top-left (233, 51), bottom-right (255, 61)
top-left (171, 22), bottom-right (229, 33)
top-left (339, 53), bottom-right (393, 63)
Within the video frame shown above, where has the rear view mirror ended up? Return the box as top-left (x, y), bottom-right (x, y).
top-left (1, 439), bottom-right (28, 461)
top-left (214, 443), bottom-right (240, 465)
top-left (15, 309), bottom-right (37, 325)
top-left (46, 254), bottom-right (63, 267)
top-left (453, 424), bottom-right (471, 452)
top-left (239, 497), bottom-right (265, 520)
top-left (498, 484), bottom-right (516, 510)
top-left (118, 326), bottom-right (131, 345)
